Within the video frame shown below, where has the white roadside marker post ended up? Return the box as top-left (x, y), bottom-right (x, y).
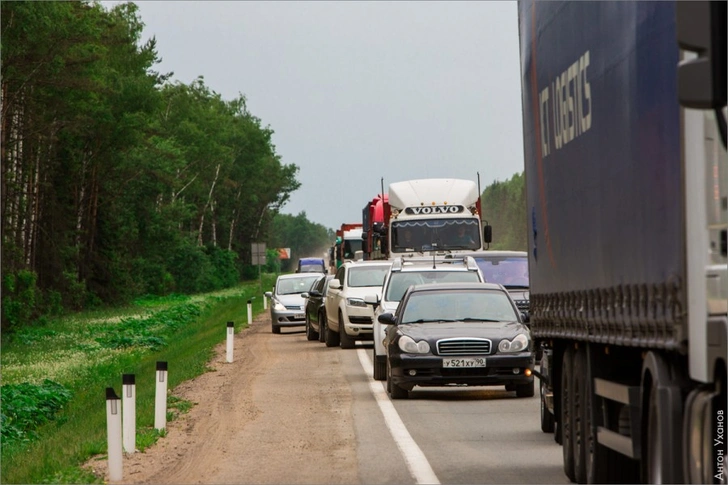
top-left (106, 388), bottom-right (123, 482)
top-left (247, 299), bottom-right (253, 325)
top-left (226, 321), bottom-right (234, 363)
top-left (263, 294), bottom-right (267, 310)
top-left (122, 374), bottom-right (136, 454)
top-left (154, 361), bottom-right (168, 431)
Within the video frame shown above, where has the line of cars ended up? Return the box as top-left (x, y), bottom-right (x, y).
top-left (265, 252), bottom-right (535, 400)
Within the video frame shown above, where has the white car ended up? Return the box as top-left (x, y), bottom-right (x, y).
top-left (365, 256), bottom-right (484, 380)
top-left (324, 260), bottom-right (392, 348)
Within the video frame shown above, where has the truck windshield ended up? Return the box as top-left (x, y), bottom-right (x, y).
top-left (392, 219), bottom-right (480, 252)
top-left (343, 239), bottom-right (362, 259)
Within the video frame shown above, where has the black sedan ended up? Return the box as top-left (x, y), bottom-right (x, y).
top-left (301, 274), bottom-right (333, 342)
top-left (379, 282), bottom-right (534, 399)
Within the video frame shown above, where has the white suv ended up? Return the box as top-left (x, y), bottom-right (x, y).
top-left (324, 260), bottom-right (392, 349)
top-left (365, 256), bottom-right (484, 380)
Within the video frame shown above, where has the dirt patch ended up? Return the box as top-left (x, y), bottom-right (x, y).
top-left (85, 314), bottom-right (360, 484)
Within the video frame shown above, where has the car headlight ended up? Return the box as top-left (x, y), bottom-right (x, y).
top-left (398, 335), bottom-right (431, 354)
top-left (346, 298), bottom-right (367, 308)
top-left (498, 333), bottom-right (530, 353)
top-left (273, 301), bottom-right (286, 311)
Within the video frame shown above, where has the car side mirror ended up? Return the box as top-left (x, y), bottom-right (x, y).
top-left (378, 313), bottom-right (396, 325)
top-left (521, 312), bottom-right (530, 324)
top-left (264, 291), bottom-right (273, 298)
top-left (301, 292), bottom-right (309, 299)
top-left (329, 279), bottom-right (342, 290)
top-left (364, 294), bottom-right (380, 310)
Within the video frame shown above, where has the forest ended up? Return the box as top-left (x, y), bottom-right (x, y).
top-left (481, 171), bottom-right (527, 252)
top-left (1, 1), bottom-right (525, 334)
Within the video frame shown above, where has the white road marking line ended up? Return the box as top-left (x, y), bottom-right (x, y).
top-left (356, 348), bottom-right (441, 485)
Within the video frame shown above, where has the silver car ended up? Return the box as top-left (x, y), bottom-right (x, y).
top-left (265, 273), bottom-right (323, 334)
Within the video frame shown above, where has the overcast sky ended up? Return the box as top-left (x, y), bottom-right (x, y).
top-left (131, 1), bottom-right (525, 231)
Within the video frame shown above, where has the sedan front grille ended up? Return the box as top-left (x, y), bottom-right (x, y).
top-left (437, 338), bottom-right (492, 356)
top-left (285, 305), bottom-right (303, 311)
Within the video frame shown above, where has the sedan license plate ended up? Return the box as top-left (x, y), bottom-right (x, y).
top-left (294, 314), bottom-right (305, 320)
top-left (442, 357), bottom-right (486, 368)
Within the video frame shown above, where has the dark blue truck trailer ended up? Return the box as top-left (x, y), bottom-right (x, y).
top-left (518, 1), bottom-right (727, 483)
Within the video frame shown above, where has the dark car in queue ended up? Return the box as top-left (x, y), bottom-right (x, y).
top-left (379, 282), bottom-right (534, 399)
top-left (302, 274), bottom-right (334, 342)
top-left (265, 273), bottom-right (323, 334)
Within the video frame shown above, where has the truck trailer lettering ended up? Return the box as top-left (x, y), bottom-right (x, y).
top-left (543, 50), bottom-right (592, 154)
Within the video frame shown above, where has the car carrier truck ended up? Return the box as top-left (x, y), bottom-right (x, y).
top-left (519, 1), bottom-right (726, 483)
top-left (361, 178), bottom-right (492, 260)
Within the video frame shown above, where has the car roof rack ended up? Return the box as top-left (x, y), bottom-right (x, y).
top-left (390, 255), bottom-right (479, 272)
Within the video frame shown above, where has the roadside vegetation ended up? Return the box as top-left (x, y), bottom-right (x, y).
top-left (1, 276), bottom-right (275, 485)
top-left (481, 171), bottom-right (527, 251)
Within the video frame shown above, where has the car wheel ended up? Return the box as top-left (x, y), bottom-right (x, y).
top-left (515, 381), bottom-right (535, 398)
top-left (540, 379), bottom-right (555, 433)
top-left (317, 311), bottom-right (326, 343)
top-left (338, 311), bottom-right (355, 349)
top-left (325, 320), bottom-right (339, 347)
top-left (373, 348), bottom-right (386, 381)
top-left (387, 358), bottom-right (408, 399)
top-left (305, 314), bottom-right (318, 341)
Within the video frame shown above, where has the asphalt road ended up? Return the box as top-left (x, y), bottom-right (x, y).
top-left (319, 337), bottom-right (569, 484)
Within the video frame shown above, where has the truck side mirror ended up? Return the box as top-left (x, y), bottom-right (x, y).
top-left (676, 1), bottom-right (727, 111)
top-left (483, 224), bottom-right (493, 244)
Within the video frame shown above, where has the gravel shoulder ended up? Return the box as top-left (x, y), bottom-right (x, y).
top-left (86, 314), bottom-right (360, 484)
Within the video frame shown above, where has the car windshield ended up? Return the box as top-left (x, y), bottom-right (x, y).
top-left (475, 257), bottom-right (529, 287)
top-left (400, 289), bottom-right (518, 324)
top-left (347, 266), bottom-right (389, 287)
top-left (276, 276), bottom-right (321, 295)
top-left (384, 271), bottom-right (481, 302)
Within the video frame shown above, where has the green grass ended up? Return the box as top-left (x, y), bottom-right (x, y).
top-left (1, 275), bottom-right (277, 484)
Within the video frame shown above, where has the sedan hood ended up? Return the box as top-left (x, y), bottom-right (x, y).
top-left (275, 294), bottom-right (306, 309)
top-left (398, 320), bottom-right (528, 342)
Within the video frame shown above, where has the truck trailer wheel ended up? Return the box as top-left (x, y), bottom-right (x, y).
top-left (561, 346), bottom-right (576, 482)
top-left (641, 352), bottom-right (684, 484)
top-left (573, 348), bottom-right (588, 483)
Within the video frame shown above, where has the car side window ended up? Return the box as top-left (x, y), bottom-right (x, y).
top-left (315, 277), bottom-right (326, 292)
top-left (335, 267), bottom-right (345, 283)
